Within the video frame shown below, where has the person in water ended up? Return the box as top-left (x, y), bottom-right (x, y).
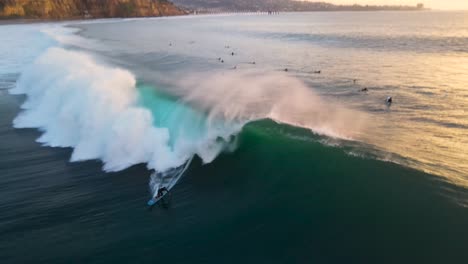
top-left (155, 187), bottom-right (169, 199)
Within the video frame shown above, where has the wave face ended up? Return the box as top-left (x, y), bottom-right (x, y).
top-left (10, 48), bottom-right (237, 172)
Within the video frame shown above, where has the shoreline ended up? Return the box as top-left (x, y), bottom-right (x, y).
top-left (0, 10), bottom-right (443, 26)
top-left (3, 9), bottom-right (466, 26)
top-left (0, 14), bottom-right (190, 25)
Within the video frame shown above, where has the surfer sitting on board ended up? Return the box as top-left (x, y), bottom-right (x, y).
top-left (155, 187), bottom-right (169, 199)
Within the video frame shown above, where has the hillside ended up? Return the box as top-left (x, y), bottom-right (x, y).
top-left (0, 0), bottom-right (186, 19)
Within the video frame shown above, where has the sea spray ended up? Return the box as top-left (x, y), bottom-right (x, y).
top-left (10, 48), bottom-right (235, 173)
top-left (176, 70), bottom-right (367, 139)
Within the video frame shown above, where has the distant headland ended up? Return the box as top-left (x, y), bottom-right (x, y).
top-left (0, 0), bottom-right (186, 20)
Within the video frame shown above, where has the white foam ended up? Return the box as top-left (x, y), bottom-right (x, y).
top-left (11, 48), bottom-right (228, 172)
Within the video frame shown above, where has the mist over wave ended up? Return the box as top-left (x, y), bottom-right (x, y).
top-left (10, 48), bottom-right (234, 172)
top-left (177, 70), bottom-right (367, 139)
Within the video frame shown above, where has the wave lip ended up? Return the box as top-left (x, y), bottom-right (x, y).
top-left (10, 47), bottom-right (197, 172)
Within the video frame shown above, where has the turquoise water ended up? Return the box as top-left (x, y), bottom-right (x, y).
top-left (1, 12), bottom-right (468, 263)
top-left (138, 85), bottom-right (208, 147)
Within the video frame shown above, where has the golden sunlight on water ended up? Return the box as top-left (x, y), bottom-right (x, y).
top-left (362, 53), bottom-right (468, 185)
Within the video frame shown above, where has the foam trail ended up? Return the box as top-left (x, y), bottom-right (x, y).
top-left (0, 24), bottom-right (56, 75)
top-left (10, 48), bottom-right (232, 172)
top-left (40, 25), bottom-right (109, 51)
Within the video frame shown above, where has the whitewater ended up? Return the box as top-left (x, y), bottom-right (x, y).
top-left (7, 23), bottom-right (363, 180)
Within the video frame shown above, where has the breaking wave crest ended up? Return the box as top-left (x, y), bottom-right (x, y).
top-left (10, 48), bottom-right (236, 172)
top-left (10, 42), bottom-right (366, 176)
top-left (175, 70), bottom-right (367, 139)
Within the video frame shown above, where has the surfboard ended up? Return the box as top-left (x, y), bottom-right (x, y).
top-left (147, 157), bottom-right (193, 207)
top-left (147, 196), bottom-right (163, 206)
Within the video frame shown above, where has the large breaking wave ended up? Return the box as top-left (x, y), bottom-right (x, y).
top-left (9, 24), bottom-right (367, 177)
top-left (10, 48), bottom-right (236, 172)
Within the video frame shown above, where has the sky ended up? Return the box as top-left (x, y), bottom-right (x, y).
top-left (302, 0), bottom-right (468, 10)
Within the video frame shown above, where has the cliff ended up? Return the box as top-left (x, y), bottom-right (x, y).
top-left (0, 0), bottom-right (186, 19)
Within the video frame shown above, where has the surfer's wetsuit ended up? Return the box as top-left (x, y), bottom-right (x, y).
top-left (156, 187), bottom-right (168, 198)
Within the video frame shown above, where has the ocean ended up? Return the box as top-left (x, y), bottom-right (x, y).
top-left (1, 11), bottom-right (468, 263)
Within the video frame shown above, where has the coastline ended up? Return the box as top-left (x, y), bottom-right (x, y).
top-left (0, 0), bottom-right (188, 23)
top-left (0, 9), bottom-right (439, 26)
top-left (0, 13), bottom-right (190, 25)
